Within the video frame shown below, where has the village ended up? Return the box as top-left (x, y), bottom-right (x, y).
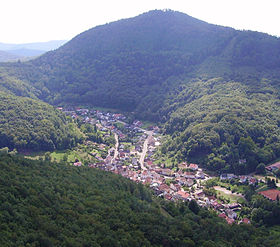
top-left (57, 106), bottom-right (280, 225)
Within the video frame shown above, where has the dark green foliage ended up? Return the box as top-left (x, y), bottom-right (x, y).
top-left (0, 92), bottom-right (83, 151)
top-left (256, 163), bottom-right (266, 175)
top-left (250, 195), bottom-right (280, 226)
top-left (188, 200), bottom-right (200, 214)
top-left (267, 178), bottom-right (277, 188)
top-left (0, 68), bottom-right (39, 98)
top-left (163, 78), bottom-right (280, 173)
top-left (0, 154), bottom-right (277, 246)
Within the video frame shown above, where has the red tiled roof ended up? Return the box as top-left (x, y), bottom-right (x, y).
top-left (241, 218), bottom-right (251, 224)
top-left (189, 163), bottom-right (198, 169)
top-left (177, 191), bottom-right (190, 199)
top-left (218, 213), bottom-right (227, 219)
top-left (164, 194), bottom-right (172, 200)
top-left (259, 189), bottom-right (280, 201)
top-left (226, 218), bottom-right (235, 224)
top-left (266, 162), bottom-right (280, 170)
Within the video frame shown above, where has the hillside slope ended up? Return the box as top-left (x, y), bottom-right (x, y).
top-left (0, 154), bottom-right (277, 246)
top-left (0, 92), bottom-right (82, 151)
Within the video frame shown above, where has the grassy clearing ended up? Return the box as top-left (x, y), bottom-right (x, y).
top-left (114, 122), bottom-right (125, 129)
top-left (141, 120), bottom-right (155, 130)
top-left (215, 189), bottom-right (245, 204)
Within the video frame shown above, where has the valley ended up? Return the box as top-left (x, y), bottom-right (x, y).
top-left (20, 106), bottom-right (280, 227)
top-left (1, 9), bottom-right (280, 246)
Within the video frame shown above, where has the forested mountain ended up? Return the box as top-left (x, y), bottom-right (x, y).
top-left (2, 9), bottom-right (280, 171)
top-left (2, 154), bottom-right (280, 247)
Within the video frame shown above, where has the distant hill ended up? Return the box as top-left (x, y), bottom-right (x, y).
top-left (2, 10), bottom-right (280, 173)
top-left (7, 48), bottom-right (45, 57)
top-left (0, 40), bottom-right (67, 58)
top-left (0, 50), bottom-right (23, 62)
top-left (0, 40), bottom-right (67, 51)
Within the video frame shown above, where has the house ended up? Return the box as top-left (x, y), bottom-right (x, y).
top-left (175, 170), bottom-right (183, 177)
top-left (119, 152), bottom-right (126, 159)
top-left (174, 184), bottom-right (182, 191)
top-left (211, 201), bottom-right (223, 210)
top-left (258, 189), bottom-right (280, 201)
top-left (220, 173), bottom-right (236, 180)
top-left (239, 159), bottom-right (246, 164)
top-left (73, 162), bottom-right (82, 167)
top-left (239, 176), bottom-right (247, 184)
top-left (220, 174), bottom-right (228, 180)
top-left (141, 170), bottom-right (149, 179)
top-left (158, 184), bottom-right (171, 194)
top-left (218, 213), bottom-right (227, 219)
top-left (240, 218), bottom-right (251, 224)
top-left (175, 191), bottom-right (190, 201)
top-left (226, 218), bottom-right (235, 224)
top-left (143, 177), bottom-right (152, 185)
top-left (161, 169), bottom-right (174, 177)
top-left (148, 136), bottom-right (155, 146)
top-left (188, 163), bottom-right (198, 171)
top-left (195, 191), bottom-right (205, 199)
top-left (170, 183), bottom-right (178, 192)
top-left (228, 203), bottom-right (240, 209)
top-left (218, 213), bottom-right (235, 224)
top-left (176, 177), bottom-right (186, 186)
top-left (266, 162), bottom-right (280, 172)
top-left (196, 172), bottom-right (205, 179)
top-left (184, 172), bottom-right (195, 179)
top-left (227, 174), bottom-right (236, 180)
top-left (164, 194), bottom-right (173, 200)
top-left (178, 162), bottom-right (188, 170)
top-left (226, 209), bottom-right (237, 219)
top-left (151, 182), bottom-right (160, 188)
top-left (146, 160), bottom-right (153, 166)
top-left (186, 178), bottom-right (194, 187)
top-left (248, 177), bottom-right (257, 185)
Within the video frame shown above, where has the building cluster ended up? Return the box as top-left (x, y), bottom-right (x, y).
top-left (60, 106), bottom-right (253, 225)
top-left (220, 173), bottom-right (258, 185)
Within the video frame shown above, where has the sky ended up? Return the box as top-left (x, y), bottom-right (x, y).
top-left (0, 0), bottom-right (279, 44)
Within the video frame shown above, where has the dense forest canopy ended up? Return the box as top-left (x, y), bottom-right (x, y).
top-left (0, 69), bottom-right (39, 98)
top-left (162, 77), bottom-right (280, 173)
top-left (1, 9), bottom-right (280, 169)
top-left (1, 154), bottom-right (280, 247)
top-left (0, 92), bottom-right (82, 151)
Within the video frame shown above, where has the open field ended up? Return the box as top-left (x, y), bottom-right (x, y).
top-left (214, 186), bottom-right (245, 203)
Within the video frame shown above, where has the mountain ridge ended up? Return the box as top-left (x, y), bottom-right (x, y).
top-left (0, 40), bottom-right (67, 58)
top-left (0, 40), bottom-right (67, 51)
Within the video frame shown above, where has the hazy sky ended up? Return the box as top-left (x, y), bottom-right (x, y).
top-left (1, 0), bottom-right (279, 44)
